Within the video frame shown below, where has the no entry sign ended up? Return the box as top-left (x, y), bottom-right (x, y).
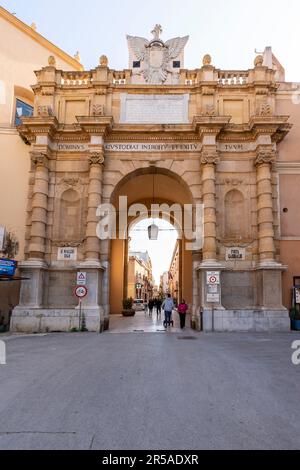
top-left (75, 285), bottom-right (88, 299)
top-left (207, 272), bottom-right (220, 285)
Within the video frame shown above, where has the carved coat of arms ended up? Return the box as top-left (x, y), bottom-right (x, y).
top-left (127, 25), bottom-right (189, 85)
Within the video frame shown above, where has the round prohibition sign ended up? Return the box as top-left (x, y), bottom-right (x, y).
top-left (208, 276), bottom-right (217, 284)
top-left (75, 285), bottom-right (88, 299)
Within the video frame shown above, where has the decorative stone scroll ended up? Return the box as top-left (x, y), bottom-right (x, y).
top-left (201, 104), bottom-right (216, 117)
top-left (89, 152), bottom-right (105, 165)
top-left (92, 104), bottom-right (105, 116)
top-left (200, 150), bottom-right (220, 165)
top-left (255, 151), bottom-right (276, 166)
top-left (30, 152), bottom-right (48, 167)
top-left (37, 106), bottom-right (53, 117)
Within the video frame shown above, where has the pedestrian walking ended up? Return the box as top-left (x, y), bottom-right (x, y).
top-left (155, 298), bottom-right (162, 317)
top-left (178, 300), bottom-right (188, 329)
top-left (162, 294), bottom-right (174, 328)
top-left (148, 299), bottom-right (154, 316)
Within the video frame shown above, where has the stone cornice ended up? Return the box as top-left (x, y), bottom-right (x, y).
top-left (76, 116), bottom-right (114, 136)
top-left (276, 162), bottom-right (300, 174)
top-left (18, 116), bottom-right (59, 143)
top-left (249, 115), bottom-right (292, 142)
top-left (193, 116), bottom-right (231, 138)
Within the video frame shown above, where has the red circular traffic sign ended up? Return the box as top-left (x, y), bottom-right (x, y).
top-left (75, 285), bottom-right (88, 299)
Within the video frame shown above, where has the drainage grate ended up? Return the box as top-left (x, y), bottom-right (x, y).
top-left (177, 336), bottom-right (198, 340)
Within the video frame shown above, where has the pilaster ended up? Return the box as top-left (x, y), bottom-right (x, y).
top-left (28, 152), bottom-right (50, 260)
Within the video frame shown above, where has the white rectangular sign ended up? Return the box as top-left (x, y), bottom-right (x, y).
top-left (295, 288), bottom-right (300, 305)
top-left (57, 247), bottom-right (77, 261)
top-left (207, 285), bottom-right (218, 294)
top-left (207, 294), bottom-right (220, 303)
top-left (77, 272), bottom-right (87, 286)
top-left (226, 247), bottom-right (246, 261)
top-left (120, 93), bottom-right (189, 124)
top-left (0, 226), bottom-right (5, 251)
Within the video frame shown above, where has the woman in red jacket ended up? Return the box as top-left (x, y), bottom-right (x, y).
top-left (178, 300), bottom-right (188, 329)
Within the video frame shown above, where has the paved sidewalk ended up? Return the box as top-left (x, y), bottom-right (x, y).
top-left (108, 309), bottom-right (189, 333)
top-left (0, 331), bottom-right (299, 450)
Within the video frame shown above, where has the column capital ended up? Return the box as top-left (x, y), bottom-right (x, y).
top-left (89, 152), bottom-right (105, 166)
top-left (255, 150), bottom-right (277, 166)
top-left (200, 149), bottom-right (220, 165)
top-left (30, 152), bottom-right (49, 168)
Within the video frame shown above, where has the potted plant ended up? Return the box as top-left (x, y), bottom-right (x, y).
top-left (122, 298), bottom-right (135, 317)
top-left (290, 308), bottom-right (300, 331)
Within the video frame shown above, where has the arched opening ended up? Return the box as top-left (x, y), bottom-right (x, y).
top-left (108, 167), bottom-right (194, 316)
top-left (127, 217), bottom-right (180, 302)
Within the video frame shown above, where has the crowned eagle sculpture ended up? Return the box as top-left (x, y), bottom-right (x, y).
top-left (127, 25), bottom-right (189, 85)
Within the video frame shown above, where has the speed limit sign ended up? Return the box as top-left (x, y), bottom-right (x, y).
top-left (75, 285), bottom-right (88, 299)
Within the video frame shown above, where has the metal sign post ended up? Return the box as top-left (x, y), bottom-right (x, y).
top-left (79, 299), bottom-right (82, 330)
top-left (74, 286), bottom-right (88, 331)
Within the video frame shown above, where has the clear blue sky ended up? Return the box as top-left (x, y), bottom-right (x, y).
top-left (1, 0), bottom-right (299, 81)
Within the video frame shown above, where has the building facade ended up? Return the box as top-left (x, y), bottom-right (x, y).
top-left (0, 6), bottom-right (82, 328)
top-left (6, 24), bottom-right (300, 333)
top-left (128, 251), bottom-right (153, 302)
top-left (168, 241), bottom-right (180, 303)
top-left (160, 272), bottom-right (170, 297)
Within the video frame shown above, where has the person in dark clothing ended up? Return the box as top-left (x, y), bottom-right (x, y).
top-left (148, 299), bottom-right (154, 316)
top-left (155, 298), bottom-right (162, 317)
top-left (178, 300), bottom-right (188, 329)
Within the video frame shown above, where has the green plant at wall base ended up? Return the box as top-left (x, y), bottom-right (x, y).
top-left (123, 298), bottom-right (134, 310)
top-left (80, 313), bottom-right (88, 332)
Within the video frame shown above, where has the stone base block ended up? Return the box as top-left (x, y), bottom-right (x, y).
top-left (10, 307), bottom-right (104, 333)
top-left (202, 309), bottom-right (291, 333)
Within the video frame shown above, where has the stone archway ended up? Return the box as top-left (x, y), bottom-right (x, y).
top-left (105, 167), bottom-right (197, 319)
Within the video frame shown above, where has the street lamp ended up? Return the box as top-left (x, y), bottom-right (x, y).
top-left (148, 224), bottom-right (159, 240)
top-left (148, 171), bottom-right (158, 240)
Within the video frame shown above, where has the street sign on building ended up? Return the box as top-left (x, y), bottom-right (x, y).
top-left (207, 293), bottom-right (220, 303)
top-left (226, 247), bottom-right (246, 261)
top-left (77, 272), bottom-right (87, 286)
top-left (0, 258), bottom-right (17, 277)
top-left (207, 272), bottom-right (220, 285)
top-left (0, 226), bottom-right (6, 251)
top-left (57, 247), bottom-right (77, 261)
top-left (75, 286), bottom-right (88, 299)
top-left (295, 288), bottom-right (300, 305)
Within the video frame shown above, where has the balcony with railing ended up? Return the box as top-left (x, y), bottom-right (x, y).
top-left (217, 70), bottom-right (249, 85)
top-left (60, 71), bottom-right (93, 86)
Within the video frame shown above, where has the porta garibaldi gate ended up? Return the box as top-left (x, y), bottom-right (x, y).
top-left (11, 26), bottom-right (292, 334)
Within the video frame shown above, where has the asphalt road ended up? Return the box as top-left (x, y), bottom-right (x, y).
top-left (0, 331), bottom-right (300, 450)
